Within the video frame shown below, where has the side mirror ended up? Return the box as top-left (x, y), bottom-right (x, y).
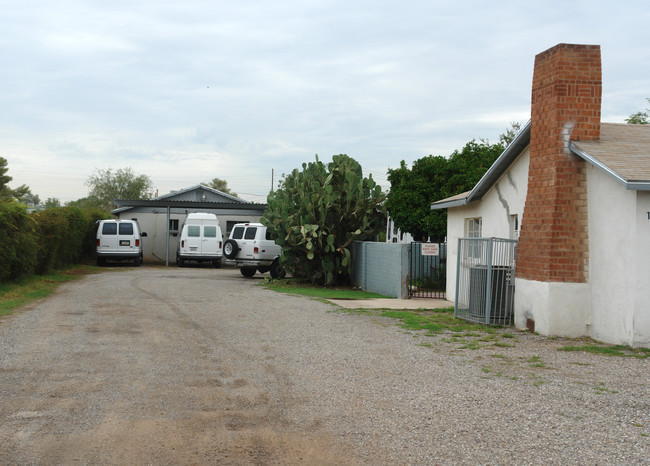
top-left (141, 232), bottom-right (148, 237)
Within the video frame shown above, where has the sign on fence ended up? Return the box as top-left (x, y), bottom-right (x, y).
top-left (421, 243), bottom-right (440, 256)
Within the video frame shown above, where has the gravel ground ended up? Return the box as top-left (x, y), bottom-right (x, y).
top-left (0, 266), bottom-right (648, 464)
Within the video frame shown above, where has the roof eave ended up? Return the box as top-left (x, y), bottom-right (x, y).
top-left (465, 120), bottom-right (531, 203)
top-left (569, 142), bottom-right (650, 190)
top-left (430, 120), bottom-right (532, 211)
top-left (431, 197), bottom-right (469, 210)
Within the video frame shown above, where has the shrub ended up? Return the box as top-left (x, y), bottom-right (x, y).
top-left (0, 200), bottom-right (38, 281)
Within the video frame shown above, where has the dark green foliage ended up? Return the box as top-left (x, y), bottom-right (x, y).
top-left (387, 139), bottom-right (505, 241)
top-left (262, 154), bottom-right (386, 286)
top-left (0, 201), bottom-right (109, 282)
top-left (32, 207), bottom-right (88, 274)
top-left (0, 200), bottom-right (38, 281)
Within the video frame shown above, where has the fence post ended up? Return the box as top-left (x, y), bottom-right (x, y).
top-left (484, 238), bottom-right (494, 325)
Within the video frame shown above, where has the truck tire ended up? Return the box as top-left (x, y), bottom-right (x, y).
top-left (240, 267), bottom-right (256, 278)
top-left (224, 240), bottom-right (239, 259)
top-left (269, 258), bottom-right (286, 279)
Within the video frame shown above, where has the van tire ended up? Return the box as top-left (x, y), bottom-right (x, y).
top-left (269, 259), bottom-right (286, 279)
top-left (135, 255), bottom-right (142, 266)
top-left (96, 256), bottom-right (105, 267)
top-left (224, 240), bottom-right (239, 259)
top-left (240, 268), bottom-right (256, 278)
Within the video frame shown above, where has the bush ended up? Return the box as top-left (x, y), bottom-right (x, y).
top-left (0, 203), bottom-right (110, 282)
top-left (0, 200), bottom-right (38, 282)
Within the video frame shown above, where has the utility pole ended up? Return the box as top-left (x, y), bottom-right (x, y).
top-left (271, 169), bottom-right (274, 192)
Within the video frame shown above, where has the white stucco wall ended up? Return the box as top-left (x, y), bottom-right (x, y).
top-left (633, 191), bottom-right (650, 347)
top-left (515, 165), bottom-right (650, 347)
top-left (445, 148), bottom-right (530, 301)
top-left (587, 165), bottom-right (638, 345)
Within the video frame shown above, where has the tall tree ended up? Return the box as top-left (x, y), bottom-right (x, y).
top-left (387, 139), bottom-right (505, 241)
top-left (0, 157), bottom-right (32, 201)
top-left (202, 177), bottom-right (238, 197)
top-left (87, 167), bottom-right (153, 210)
top-left (262, 154), bottom-right (386, 286)
top-left (625, 98), bottom-right (649, 124)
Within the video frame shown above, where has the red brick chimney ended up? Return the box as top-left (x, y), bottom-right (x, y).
top-left (516, 44), bottom-right (602, 283)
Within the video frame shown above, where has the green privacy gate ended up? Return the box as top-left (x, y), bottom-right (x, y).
top-left (455, 238), bottom-right (517, 325)
top-left (408, 242), bottom-right (446, 298)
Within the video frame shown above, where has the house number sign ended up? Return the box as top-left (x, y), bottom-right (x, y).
top-left (421, 243), bottom-right (440, 256)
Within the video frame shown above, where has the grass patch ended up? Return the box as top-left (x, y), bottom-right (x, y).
top-left (0, 265), bottom-right (101, 317)
top-left (262, 279), bottom-right (391, 300)
top-left (379, 309), bottom-right (490, 335)
top-left (558, 344), bottom-right (650, 359)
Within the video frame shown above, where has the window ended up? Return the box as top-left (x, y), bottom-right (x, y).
top-left (204, 226), bottom-right (217, 238)
top-left (509, 214), bottom-right (519, 240)
top-left (102, 223), bottom-right (117, 235)
top-left (187, 225), bottom-right (200, 237)
top-left (119, 223), bottom-right (134, 235)
top-left (169, 219), bottom-right (179, 233)
top-left (231, 226), bottom-right (245, 240)
top-left (265, 229), bottom-right (272, 240)
top-left (244, 227), bottom-right (257, 240)
top-left (465, 217), bottom-right (482, 238)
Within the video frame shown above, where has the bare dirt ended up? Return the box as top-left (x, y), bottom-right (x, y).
top-left (0, 266), bottom-right (648, 465)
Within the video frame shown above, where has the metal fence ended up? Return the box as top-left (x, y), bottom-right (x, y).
top-left (408, 242), bottom-right (446, 299)
top-left (455, 238), bottom-right (517, 325)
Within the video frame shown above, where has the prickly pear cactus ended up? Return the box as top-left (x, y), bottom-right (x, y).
top-left (262, 154), bottom-right (386, 285)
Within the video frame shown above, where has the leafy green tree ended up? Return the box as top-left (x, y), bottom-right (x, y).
top-left (202, 177), bottom-right (238, 197)
top-left (0, 157), bottom-right (32, 201)
top-left (87, 167), bottom-right (153, 210)
top-left (625, 98), bottom-right (649, 124)
top-left (44, 198), bottom-right (61, 209)
top-left (262, 154), bottom-right (386, 286)
top-left (387, 139), bottom-right (505, 241)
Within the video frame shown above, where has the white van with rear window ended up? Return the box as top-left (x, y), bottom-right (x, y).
top-left (223, 223), bottom-right (285, 278)
top-left (176, 213), bottom-right (224, 267)
top-left (96, 219), bottom-right (146, 266)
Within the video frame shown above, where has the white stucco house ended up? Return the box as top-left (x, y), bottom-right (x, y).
top-left (432, 43), bottom-right (650, 347)
top-left (112, 184), bottom-right (267, 265)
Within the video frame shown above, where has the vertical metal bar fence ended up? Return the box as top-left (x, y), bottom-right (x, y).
top-left (455, 238), bottom-right (517, 325)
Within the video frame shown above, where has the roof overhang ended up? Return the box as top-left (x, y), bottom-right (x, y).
top-left (570, 142), bottom-right (650, 190)
top-left (431, 120), bottom-right (531, 210)
top-left (112, 199), bottom-right (267, 214)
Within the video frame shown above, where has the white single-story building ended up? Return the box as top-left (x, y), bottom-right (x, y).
top-left (432, 43), bottom-right (650, 347)
top-left (112, 184), bottom-right (267, 264)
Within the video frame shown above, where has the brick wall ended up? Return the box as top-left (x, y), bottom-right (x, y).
top-left (516, 44), bottom-right (601, 283)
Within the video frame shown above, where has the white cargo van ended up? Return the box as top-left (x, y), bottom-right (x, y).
top-left (176, 213), bottom-right (224, 267)
top-left (96, 219), bottom-right (147, 266)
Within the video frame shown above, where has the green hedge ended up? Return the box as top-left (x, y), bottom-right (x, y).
top-left (0, 201), bottom-right (109, 282)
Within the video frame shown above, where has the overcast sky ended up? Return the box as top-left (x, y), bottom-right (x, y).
top-left (2, 1), bottom-right (649, 203)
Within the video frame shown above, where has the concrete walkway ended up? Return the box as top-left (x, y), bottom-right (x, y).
top-left (328, 298), bottom-right (455, 310)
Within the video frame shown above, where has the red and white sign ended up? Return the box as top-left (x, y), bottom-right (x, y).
top-left (421, 243), bottom-right (439, 256)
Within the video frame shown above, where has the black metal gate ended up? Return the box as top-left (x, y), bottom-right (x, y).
top-left (408, 242), bottom-right (446, 298)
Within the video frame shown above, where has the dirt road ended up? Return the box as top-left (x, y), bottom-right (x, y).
top-left (0, 267), bottom-right (648, 464)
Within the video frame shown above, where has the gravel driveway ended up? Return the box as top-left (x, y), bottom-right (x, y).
top-left (0, 266), bottom-right (648, 464)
